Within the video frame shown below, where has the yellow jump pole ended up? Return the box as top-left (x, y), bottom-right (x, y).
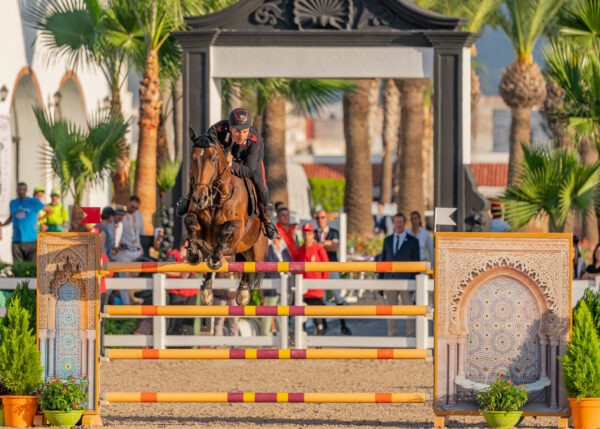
top-left (106, 348), bottom-right (428, 360)
top-left (104, 305), bottom-right (427, 317)
top-left (105, 392), bottom-right (427, 403)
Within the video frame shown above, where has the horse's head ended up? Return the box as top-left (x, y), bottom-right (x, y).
top-left (189, 132), bottom-right (228, 211)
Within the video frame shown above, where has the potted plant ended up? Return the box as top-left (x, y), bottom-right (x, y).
top-left (477, 376), bottom-right (528, 428)
top-left (38, 375), bottom-right (88, 427)
top-left (0, 379), bottom-right (9, 426)
top-left (560, 299), bottom-right (600, 429)
top-left (0, 296), bottom-right (43, 427)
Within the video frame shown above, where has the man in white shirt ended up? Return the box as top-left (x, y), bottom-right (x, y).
top-left (407, 211), bottom-right (435, 266)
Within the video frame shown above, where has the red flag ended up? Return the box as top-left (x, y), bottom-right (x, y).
top-left (80, 207), bottom-right (101, 225)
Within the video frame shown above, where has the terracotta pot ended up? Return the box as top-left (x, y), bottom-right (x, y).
top-left (0, 395), bottom-right (38, 427)
top-left (570, 397), bottom-right (600, 429)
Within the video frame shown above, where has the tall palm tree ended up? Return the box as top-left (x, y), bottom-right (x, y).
top-left (34, 108), bottom-right (128, 231)
top-left (343, 79), bottom-right (375, 238)
top-left (502, 144), bottom-right (600, 232)
top-left (27, 0), bottom-right (134, 205)
top-left (104, 0), bottom-right (202, 234)
top-left (498, 0), bottom-right (567, 186)
top-left (380, 79), bottom-right (399, 205)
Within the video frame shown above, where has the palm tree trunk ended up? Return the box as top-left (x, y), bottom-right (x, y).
top-left (396, 78), bottom-right (429, 220)
top-left (381, 79), bottom-right (399, 205)
top-left (157, 111), bottom-right (170, 166)
top-left (367, 79), bottom-right (381, 148)
top-left (343, 79), bottom-right (374, 238)
top-left (263, 93), bottom-right (288, 206)
top-left (507, 107), bottom-right (531, 187)
top-left (173, 76), bottom-right (183, 160)
top-left (109, 86), bottom-right (131, 205)
top-left (580, 137), bottom-right (600, 244)
top-left (134, 47), bottom-right (161, 234)
top-left (423, 96), bottom-right (434, 213)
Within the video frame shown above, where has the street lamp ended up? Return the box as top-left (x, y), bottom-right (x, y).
top-left (0, 85), bottom-right (8, 102)
top-left (103, 96), bottom-right (111, 111)
top-left (53, 91), bottom-right (62, 107)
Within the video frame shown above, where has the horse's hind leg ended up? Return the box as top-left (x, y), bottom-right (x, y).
top-left (201, 272), bottom-right (214, 305)
top-left (208, 221), bottom-right (235, 270)
top-left (184, 214), bottom-right (200, 264)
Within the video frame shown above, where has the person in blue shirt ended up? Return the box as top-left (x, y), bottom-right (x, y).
top-left (1, 182), bottom-right (53, 262)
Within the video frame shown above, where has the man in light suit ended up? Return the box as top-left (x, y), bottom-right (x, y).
top-left (381, 213), bottom-right (420, 337)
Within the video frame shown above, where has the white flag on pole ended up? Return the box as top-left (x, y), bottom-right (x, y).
top-left (434, 207), bottom-right (456, 233)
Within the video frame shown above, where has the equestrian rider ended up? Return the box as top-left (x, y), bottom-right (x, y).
top-left (177, 107), bottom-right (278, 240)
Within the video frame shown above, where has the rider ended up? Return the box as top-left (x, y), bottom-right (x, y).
top-left (177, 107), bottom-right (278, 240)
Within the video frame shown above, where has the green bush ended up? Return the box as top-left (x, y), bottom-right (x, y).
top-left (12, 260), bottom-right (37, 278)
top-left (103, 319), bottom-right (139, 335)
top-left (308, 178), bottom-right (345, 213)
top-left (5, 280), bottom-right (36, 333)
top-left (560, 300), bottom-right (600, 399)
top-left (39, 375), bottom-right (88, 411)
top-left (0, 297), bottom-right (43, 395)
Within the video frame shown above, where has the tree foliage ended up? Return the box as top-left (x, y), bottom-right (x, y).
top-left (309, 178), bottom-right (345, 213)
top-left (4, 280), bottom-right (36, 333)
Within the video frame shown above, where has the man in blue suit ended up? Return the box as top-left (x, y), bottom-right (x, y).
top-left (381, 213), bottom-right (420, 337)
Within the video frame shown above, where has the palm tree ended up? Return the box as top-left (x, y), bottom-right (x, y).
top-left (104, 0), bottom-right (202, 234)
top-left (27, 0), bottom-right (135, 205)
top-left (34, 108), bottom-right (128, 231)
top-left (502, 144), bottom-right (600, 232)
top-left (380, 79), bottom-right (399, 205)
top-left (343, 79), bottom-right (375, 238)
top-left (497, 0), bottom-right (567, 186)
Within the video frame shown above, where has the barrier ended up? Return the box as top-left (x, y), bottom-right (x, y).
top-left (107, 348), bottom-right (428, 360)
top-left (105, 392), bottom-right (427, 403)
top-left (104, 304), bottom-right (427, 317)
top-left (104, 261), bottom-right (429, 273)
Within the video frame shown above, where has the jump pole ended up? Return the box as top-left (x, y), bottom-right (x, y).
top-left (105, 392), bottom-right (427, 403)
top-left (103, 261), bottom-right (429, 274)
top-left (106, 348), bottom-right (428, 360)
top-left (104, 304), bottom-right (427, 317)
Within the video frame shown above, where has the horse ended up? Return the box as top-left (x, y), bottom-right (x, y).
top-left (182, 129), bottom-right (269, 306)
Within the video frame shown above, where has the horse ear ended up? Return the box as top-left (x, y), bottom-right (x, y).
top-left (189, 127), bottom-right (197, 142)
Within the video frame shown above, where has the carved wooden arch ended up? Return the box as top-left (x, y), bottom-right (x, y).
top-left (457, 267), bottom-right (550, 338)
top-left (56, 71), bottom-right (88, 117)
top-left (9, 66), bottom-right (44, 112)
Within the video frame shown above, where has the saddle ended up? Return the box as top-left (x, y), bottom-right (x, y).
top-left (243, 178), bottom-right (259, 218)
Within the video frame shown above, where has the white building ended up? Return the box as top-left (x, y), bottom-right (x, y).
top-left (0, 0), bottom-right (137, 262)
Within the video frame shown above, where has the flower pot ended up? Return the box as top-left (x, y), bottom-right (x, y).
top-left (482, 410), bottom-right (523, 428)
top-left (43, 410), bottom-right (84, 427)
top-left (0, 408), bottom-right (5, 426)
top-left (0, 395), bottom-right (38, 427)
top-left (569, 397), bottom-right (600, 429)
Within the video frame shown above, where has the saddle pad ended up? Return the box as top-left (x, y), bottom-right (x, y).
top-left (244, 178), bottom-right (259, 218)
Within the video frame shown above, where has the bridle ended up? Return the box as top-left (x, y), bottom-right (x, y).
top-left (189, 143), bottom-right (235, 210)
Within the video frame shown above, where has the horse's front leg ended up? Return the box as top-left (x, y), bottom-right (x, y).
top-left (207, 221), bottom-right (236, 270)
top-left (201, 272), bottom-right (215, 305)
top-left (184, 214), bottom-right (201, 264)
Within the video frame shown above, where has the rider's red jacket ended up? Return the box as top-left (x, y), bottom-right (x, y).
top-left (206, 120), bottom-right (264, 179)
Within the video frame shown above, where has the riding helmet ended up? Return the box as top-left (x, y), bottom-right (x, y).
top-left (228, 108), bottom-right (252, 130)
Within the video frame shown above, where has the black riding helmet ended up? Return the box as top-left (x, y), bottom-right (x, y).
top-left (228, 108), bottom-right (252, 130)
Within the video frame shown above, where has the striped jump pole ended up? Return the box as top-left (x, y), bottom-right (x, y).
top-left (103, 261), bottom-right (429, 274)
top-left (105, 392), bottom-right (427, 404)
top-left (104, 305), bottom-right (427, 317)
top-left (107, 348), bottom-right (428, 360)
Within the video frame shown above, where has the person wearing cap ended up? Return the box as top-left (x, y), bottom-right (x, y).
top-left (44, 189), bottom-right (70, 232)
top-left (177, 107), bottom-right (278, 239)
top-left (1, 182), bottom-right (53, 262)
top-left (293, 223), bottom-right (329, 335)
top-left (33, 187), bottom-right (49, 232)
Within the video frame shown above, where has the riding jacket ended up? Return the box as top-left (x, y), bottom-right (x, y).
top-left (206, 120), bottom-right (264, 179)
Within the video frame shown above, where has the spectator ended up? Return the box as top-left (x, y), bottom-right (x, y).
top-left (407, 211), bottom-right (435, 266)
top-left (165, 240), bottom-right (196, 336)
top-left (573, 235), bottom-right (586, 280)
top-left (490, 201), bottom-right (510, 232)
top-left (276, 207), bottom-right (297, 256)
top-left (263, 233), bottom-right (292, 336)
top-left (99, 207), bottom-right (116, 258)
top-left (114, 196), bottom-right (143, 305)
top-left (294, 223), bottom-right (329, 335)
top-left (381, 213), bottom-right (420, 337)
top-left (1, 183), bottom-right (53, 262)
top-left (45, 189), bottom-right (69, 232)
top-left (110, 205), bottom-right (125, 260)
top-left (373, 201), bottom-right (393, 235)
top-left (34, 187), bottom-right (50, 232)
top-left (315, 210), bottom-right (351, 335)
top-left (582, 243), bottom-right (600, 280)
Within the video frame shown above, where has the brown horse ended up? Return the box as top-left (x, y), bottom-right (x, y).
top-left (183, 130), bottom-right (268, 305)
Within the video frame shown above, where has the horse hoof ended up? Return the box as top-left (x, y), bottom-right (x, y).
top-left (186, 252), bottom-right (200, 265)
top-left (201, 289), bottom-right (213, 306)
top-left (236, 288), bottom-right (250, 306)
top-left (207, 256), bottom-right (223, 270)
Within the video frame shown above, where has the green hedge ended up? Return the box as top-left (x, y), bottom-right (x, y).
top-left (308, 178), bottom-right (345, 213)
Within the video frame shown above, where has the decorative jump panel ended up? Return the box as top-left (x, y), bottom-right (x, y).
top-left (434, 233), bottom-right (571, 416)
